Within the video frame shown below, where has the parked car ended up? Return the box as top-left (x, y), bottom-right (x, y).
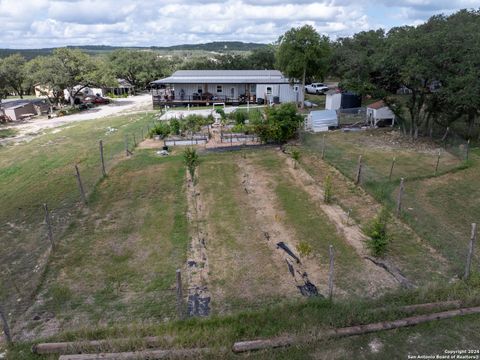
top-left (305, 83), bottom-right (329, 95)
top-left (83, 95), bottom-right (110, 104)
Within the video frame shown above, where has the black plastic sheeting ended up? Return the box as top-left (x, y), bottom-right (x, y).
top-left (297, 280), bottom-right (320, 297)
top-left (276, 242), bottom-right (300, 264)
top-left (187, 290), bottom-right (211, 317)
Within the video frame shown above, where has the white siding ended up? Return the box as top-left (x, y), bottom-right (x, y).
top-left (325, 93), bottom-right (342, 110)
top-left (256, 84), bottom-right (300, 103)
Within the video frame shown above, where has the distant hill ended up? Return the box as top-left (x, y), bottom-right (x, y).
top-left (0, 42), bottom-right (268, 59)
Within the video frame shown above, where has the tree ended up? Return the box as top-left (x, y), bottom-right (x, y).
top-left (254, 103), bottom-right (303, 143)
top-left (108, 50), bottom-right (174, 91)
top-left (0, 54), bottom-right (27, 98)
top-left (276, 25), bottom-right (330, 108)
top-left (247, 46), bottom-right (276, 69)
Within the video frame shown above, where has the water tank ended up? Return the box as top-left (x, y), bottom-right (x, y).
top-left (340, 93), bottom-right (362, 109)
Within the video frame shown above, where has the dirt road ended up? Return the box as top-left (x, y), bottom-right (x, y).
top-left (1, 94), bottom-right (152, 145)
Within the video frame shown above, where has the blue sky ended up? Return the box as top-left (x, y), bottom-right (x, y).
top-left (0, 0), bottom-right (478, 48)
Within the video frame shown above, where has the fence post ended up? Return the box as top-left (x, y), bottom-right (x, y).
top-left (43, 203), bottom-right (55, 250)
top-left (141, 129), bottom-right (144, 140)
top-left (465, 139), bottom-right (470, 161)
top-left (321, 134), bottom-right (326, 159)
top-left (0, 305), bottom-right (12, 345)
top-left (74, 165), bottom-right (87, 205)
top-left (176, 269), bottom-right (184, 320)
top-left (389, 157), bottom-right (396, 181)
top-left (133, 134), bottom-right (137, 147)
top-left (99, 140), bottom-right (106, 177)
top-left (355, 155), bottom-right (362, 185)
top-left (396, 178), bottom-right (405, 217)
top-left (125, 136), bottom-right (129, 156)
top-left (328, 245), bottom-right (335, 300)
top-left (464, 223), bottom-right (477, 280)
top-left (435, 150), bottom-right (441, 176)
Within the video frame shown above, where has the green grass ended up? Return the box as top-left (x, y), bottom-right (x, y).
top-left (5, 275), bottom-right (480, 359)
top-left (302, 130), bottom-right (476, 278)
top-left (0, 128), bottom-right (18, 139)
top-left (0, 112), bottom-right (157, 321)
top-left (17, 151), bottom-right (189, 335)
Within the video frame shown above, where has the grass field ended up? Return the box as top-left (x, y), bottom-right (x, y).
top-left (2, 113), bottom-right (480, 359)
top-left (0, 112), bottom-right (156, 327)
top-left (302, 129), bottom-right (478, 278)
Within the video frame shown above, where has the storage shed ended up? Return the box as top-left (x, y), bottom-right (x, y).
top-left (367, 100), bottom-right (395, 127)
top-left (325, 91), bottom-right (362, 110)
top-left (306, 110), bottom-right (338, 132)
top-left (1, 101), bottom-right (36, 121)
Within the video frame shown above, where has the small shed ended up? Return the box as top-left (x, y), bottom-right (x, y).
top-left (326, 91), bottom-right (362, 110)
top-left (1, 101), bottom-right (36, 121)
top-left (366, 100), bottom-right (395, 127)
top-left (307, 110), bottom-right (338, 132)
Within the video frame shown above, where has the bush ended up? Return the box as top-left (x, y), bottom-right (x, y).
top-left (297, 241), bottom-right (313, 257)
top-left (170, 118), bottom-right (180, 135)
top-left (291, 149), bottom-right (301, 169)
top-left (324, 174), bottom-right (333, 203)
top-left (149, 122), bottom-right (171, 138)
top-left (234, 111), bottom-right (247, 125)
top-left (254, 103), bottom-right (303, 144)
top-left (364, 207), bottom-right (391, 257)
top-left (183, 147), bottom-right (199, 181)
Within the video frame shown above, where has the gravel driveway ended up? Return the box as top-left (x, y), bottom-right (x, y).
top-left (1, 94), bottom-right (152, 145)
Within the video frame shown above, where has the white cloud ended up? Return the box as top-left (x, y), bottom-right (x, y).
top-left (0, 0), bottom-right (477, 48)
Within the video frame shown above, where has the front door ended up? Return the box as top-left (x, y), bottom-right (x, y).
top-left (230, 87), bottom-right (235, 100)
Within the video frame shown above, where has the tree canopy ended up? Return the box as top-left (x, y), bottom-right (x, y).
top-left (276, 25), bottom-right (330, 108)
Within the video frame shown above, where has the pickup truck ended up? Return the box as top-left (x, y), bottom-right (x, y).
top-left (305, 83), bottom-right (329, 94)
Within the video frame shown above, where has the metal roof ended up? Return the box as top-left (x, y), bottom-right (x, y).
top-left (151, 70), bottom-right (292, 85)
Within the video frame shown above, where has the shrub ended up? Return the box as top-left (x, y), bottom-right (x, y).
top-left (170, 118), bottom-right (180, 135)
top-left (364, 207), bottom-right (391, 257)
top-left (234, 111), bottom-right (247, 125)
top-left (183, 147), bottom-right (199, 181)
top-left (253, 103), bottom-right (303, 144)
top-left (297, 241), bottom-right (313, 257)
top-left (149, 122), bottom-right (171, 138)
top-left (291, 149), bottom-right (301, 169)
top-left (324, 174), bottom-right (333, 203)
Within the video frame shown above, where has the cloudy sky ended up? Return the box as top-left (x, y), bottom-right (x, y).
top-left (0, 0), bottom-right (479, 48)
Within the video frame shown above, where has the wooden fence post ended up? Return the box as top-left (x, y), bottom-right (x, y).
top-left (396, 178), bottom-right (405, 217)
top-left (176, 269), bottom-right (184, 320)
top-left (464, 223), bottom-right (477, 280)
top-left (321, 135), bottom-right (326, 160)
top-left (328, 245), bottom-right (335, 300)
top-left (0, 305), bottom-right (12, 345)
top-left (389, 157), bottom-right (396, 181)
top-left (133, 134), bottom-right (137, 147)
top-left (125, 136), bottom-right (129, 156)
top-left (435, 150), bottom-right (441, 176)
top-left (355, 155), bottom-right (362, 185)
top-left (99, 140), bottom-right (106, 177)
top-left (74, 165), bottom-right (87, 205)
top-left (465, 139), bottom-right (470, 161)
top-left (43, 203), bottom-right (55, 250)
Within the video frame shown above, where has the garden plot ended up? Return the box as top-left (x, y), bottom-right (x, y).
top-left (246, 150), bottom-right (399, 297)
top-left (14, 153), bottom-right (189, 340)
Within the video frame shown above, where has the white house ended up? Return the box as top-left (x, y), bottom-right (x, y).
top-left (366, 100), bottom-right (395, 127)
top-left (150, 70), bottom-right (302, 107)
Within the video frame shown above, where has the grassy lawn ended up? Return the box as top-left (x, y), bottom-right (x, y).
top-left (15, 151), bottom-right (189, 338)
top-left (0, 113), bottom-right (156, 325)
top-left (0, 128), bottom-right (18, 139)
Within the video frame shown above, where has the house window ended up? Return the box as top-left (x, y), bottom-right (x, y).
top-left (216, 85), bottom-right (223, 93)
top-left (266, 87), bottom-right (272, 95)
top-left (249, 84), bottom-right (256, 93)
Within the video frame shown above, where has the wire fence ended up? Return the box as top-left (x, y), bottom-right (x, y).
top-left (301, 127), bottom-right (478, 276)
top-left (0, 112), bottom-right (165, 343)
